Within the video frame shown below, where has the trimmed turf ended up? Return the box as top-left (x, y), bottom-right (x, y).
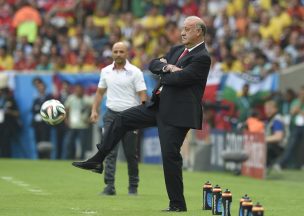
top-left (0, 159), bottom-right (303, 216)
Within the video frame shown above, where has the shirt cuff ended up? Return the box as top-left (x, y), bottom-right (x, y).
top-left (162, 65), bottom-right (169, 72)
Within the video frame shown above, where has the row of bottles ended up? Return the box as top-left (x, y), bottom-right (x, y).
top-left (203, 181), bottom-right (264, 216)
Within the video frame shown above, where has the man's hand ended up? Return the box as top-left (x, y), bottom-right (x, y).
top-left (90, 110), bottom-right (99, 123)
top-left (170, 65), bottom-right (182, 72)
top-left (162, 64), bottom-right (182, 73)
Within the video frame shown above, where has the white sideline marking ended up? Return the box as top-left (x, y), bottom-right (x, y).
top-left (28, 189), bottom-right (43, 193)
top-left (1, 176), bottom-right (13, 181)
top-left (82, 210), bottom-right (97, 215)
top-left (70, 208), bottom-right (97, 215)
top-left (12, 180), bottom-right (30, 187)
top-left (1, 176), bottom-right (50, 196)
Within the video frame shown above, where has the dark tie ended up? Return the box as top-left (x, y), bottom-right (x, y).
top-left (177, 48), bottom-right (189, 61)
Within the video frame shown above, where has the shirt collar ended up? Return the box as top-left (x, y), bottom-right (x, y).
top-left (111, 60), bottom-right (131, 70)
top-left (187, 41), bottom-right (204, 52)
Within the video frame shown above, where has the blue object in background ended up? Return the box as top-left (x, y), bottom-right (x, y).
top-left (55, 73), bottom-right (100, 87)
top-left (12, 74), bottom-right (53, 159)
top-left (141, 127), bottom-right (162, 164)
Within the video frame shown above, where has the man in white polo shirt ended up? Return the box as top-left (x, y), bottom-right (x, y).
top-left (90, 41), bottom-right (147, 195)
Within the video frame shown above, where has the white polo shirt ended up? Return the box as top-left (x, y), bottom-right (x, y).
top-left (98, 60), bottom-right (147, 112)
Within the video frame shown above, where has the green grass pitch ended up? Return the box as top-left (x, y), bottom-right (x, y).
top-left (0, 159), bottom-right (303, 216)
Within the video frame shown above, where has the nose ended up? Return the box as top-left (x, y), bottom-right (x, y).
top-left (181, 29), bottom-right (185, 36)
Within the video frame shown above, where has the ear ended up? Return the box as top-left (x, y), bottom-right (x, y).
top-left (196, 29), bottom-right (201, 37)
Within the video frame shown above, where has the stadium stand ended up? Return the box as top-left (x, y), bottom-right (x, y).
top-left (0, 0), bottom-right (303, 72)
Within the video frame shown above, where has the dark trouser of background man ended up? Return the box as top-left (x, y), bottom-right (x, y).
top-left (0, 125), bottom-right (11, 157)
top-left (64, 128), bottom-right (90, 160)
top-left (33, 122), bottom-right (51, 159)
top-left (101, 109), bottom-right (139, 195)
top-left (55, 122), bottom-right (68, 159)
top-left (267, 144), bottom-right (284, 167)
top-left (278, 125), bottom-right (304, 168)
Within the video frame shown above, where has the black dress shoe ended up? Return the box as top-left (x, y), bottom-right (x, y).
top-left (72, 161), bottom-right (103, 174)
top-left (161, 207), bottom-right (187, 212)
top-left (101, 185), bottom-right (116, 195)
top-left (128, 187), bottom-right (138, 196)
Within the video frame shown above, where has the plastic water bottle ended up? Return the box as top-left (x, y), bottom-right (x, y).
top-left (239, 194), bottom-right (249, 216)
top-left (252, 202), bottom-right (264, 216)
top-left (242, 197), bottom-right (253, 216)
top-left (212, 184), bottom-right (222, 215)
top-left (202, 181), bottom-right (213, 210)
top-left (222, 189), bottom-right (232, 216)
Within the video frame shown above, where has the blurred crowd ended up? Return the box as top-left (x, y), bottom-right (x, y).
top-left (0, 0), bottom-right (303, 75)
top-left (199, 85), bottom-right (304, 170)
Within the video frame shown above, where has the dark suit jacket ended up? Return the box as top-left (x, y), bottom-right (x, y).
top-left (148, 43), bottom-right (211, 129)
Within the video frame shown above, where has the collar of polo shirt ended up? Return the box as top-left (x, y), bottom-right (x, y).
top-left (112, 60), bottom-right (133, 71)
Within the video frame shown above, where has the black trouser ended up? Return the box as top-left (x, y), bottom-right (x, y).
top-left (33, 122), bottom-right (51, 143)
top-left (98, 105), bottom-right (189, 209)
top-left (64, 128), bottom-right (90, 160)
top-left (0, 125), bottom-right (11, 158)
top-left (267, 144), bottom-right (284, 167)
top-left (102, 109), bottom-right (139, 188)
top-left (55, 123), bottom-right (68, 159)
top-left (279, 126), bottom-right (304, 168)
top-left (32, 121), bottom-right (51, 158)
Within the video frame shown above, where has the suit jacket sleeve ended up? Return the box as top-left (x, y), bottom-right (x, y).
top-left (148, 58), bottom-right (167, 75)
top-left (160, 55), bottom-right (211, 87)
top-left (148, 46), bottom-right (178, 75)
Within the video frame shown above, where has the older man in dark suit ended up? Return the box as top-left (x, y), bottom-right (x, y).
top-left (73, 16), bottom-right (211, 212)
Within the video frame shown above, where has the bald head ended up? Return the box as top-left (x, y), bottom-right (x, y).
top-left (185, 16), bottom-right (206, 35)
top-left (181, 16), bottom-right (206, 48)
top-left (112, 41), bottom-right (128, 67)
top-left (112, 42), bottom-right (128, 51)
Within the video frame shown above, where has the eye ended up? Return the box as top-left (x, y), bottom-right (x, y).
top-left (185, 28), bottom-right (191, 32)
